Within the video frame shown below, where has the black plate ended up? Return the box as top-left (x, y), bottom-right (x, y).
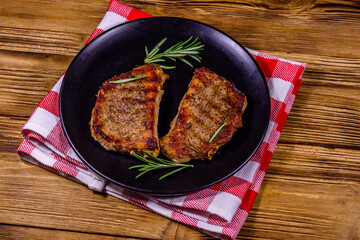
top-left (60, 17), bottom-right (270, 196)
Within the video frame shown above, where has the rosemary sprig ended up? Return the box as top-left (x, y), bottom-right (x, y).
top-left (129, 151), bottom-right (193, 180)
top-left (209, 123), bottom-right (227, 143)
top-left (185, 142), bottom-right (203, 154)
top-left (109, 75), bottom-right (146, 84)
top-left (144, 36), bottom-right (204, 69)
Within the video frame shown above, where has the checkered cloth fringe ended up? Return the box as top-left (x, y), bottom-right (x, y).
top-left (17, 1), bottom-right (306, 239)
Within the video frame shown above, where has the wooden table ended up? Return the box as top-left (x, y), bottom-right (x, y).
top-left (1, 0), bottom-right (359, 239)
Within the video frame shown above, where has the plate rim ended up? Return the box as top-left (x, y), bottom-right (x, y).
top-left (59, 16), bottom-right (270, 196)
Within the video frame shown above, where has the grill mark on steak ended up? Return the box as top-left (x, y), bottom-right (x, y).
top-left (183, 87), bottom-right (231, 143)
top-left (186, 80), bottom-right (231, 116)
top-left (186, 106), bottom-right (218, 133)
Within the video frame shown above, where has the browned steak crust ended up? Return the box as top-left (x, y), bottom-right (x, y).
top-left (160, 67), bottom-right (247, 163)
top-left (90, 64), bottom-right (168, 157)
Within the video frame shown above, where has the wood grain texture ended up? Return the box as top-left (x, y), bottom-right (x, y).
top-left (0, 224), bottom-right (140, 240)
top-left (0, 0), bottom-right (360, 239)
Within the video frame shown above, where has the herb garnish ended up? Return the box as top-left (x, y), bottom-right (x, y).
top-left (110, 37), bottom-right (204, 84)
top-left (144, 36), bottom-right (204, 69)
top-left (110, 75), bottom-right (146, 84)
top-left (209, 123), bottom-right (226, 143)
top-left (129, 151), bottom-right (194, 180)
top-left (185, 142), bottom-right (203, 154)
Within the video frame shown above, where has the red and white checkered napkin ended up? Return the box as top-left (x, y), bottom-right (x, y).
top-left (17, 1), bottom-right (306, 239)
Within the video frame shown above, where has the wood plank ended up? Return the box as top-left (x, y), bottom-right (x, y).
top-left (0, 0), bottom-right (359, 59)
top-left (269, 143), bottom-right (360, 185)
top-left (0, 224), bottom-right (139, 240)
top-left (0, 50), bottom-right (70, 116)
top-left (0, 222), bottom-right (195, 240)
top-left (0, 115), bottom-right (26, 153)
top-left (0, 0), bottom-right (106, 34)
top-left (282, 85), bottom-right (360, 149)
top-left (0, 26), bottom-right (83, 56)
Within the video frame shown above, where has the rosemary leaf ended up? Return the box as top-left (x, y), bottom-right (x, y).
top-left (147, 37), bottom-right (167, 59)
top-left (159, 65), bottom-right (176, 70)
top-left (148, 59), bottom-right (166, 63)
top-left (176, 50), bottom-right (200, 54)
top-left (110, 75), bottom-right (146, 84)
top-left (143, 151), bottom-right (169, 164)
top-left (185, 143), bottom-right (202, 154)
top-left (164, 41), bottom-right (183, 52)
top-left (128, 164), bottom-right (148, 169)
top-left (189, 54), bottom-right (202, 62)
top-left (131, 152), bottom-right (156, 165)
top-left (147, 47), bottom-right (159, 59)
top-left (188, 42), bottom-right (202, 48)
top-left (135, 169), bottom-right (152, 179)
top-left (179, 57), bottom-right (193, 68)
top-left (157, 37), bottom-right (167, 48)
top-left (162, 53), bottom-right (187, 58)
top-left (159, 166), bottom-right (191, 180)
top-left (209, 123), bottom-right (227, 143)
top-left (181, 36), bottom-right (193, 46)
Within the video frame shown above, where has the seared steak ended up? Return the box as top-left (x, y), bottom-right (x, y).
top-left (90, 64), bottom-right (168, 157)
top-left (160, 67), bottom-right (247, 163)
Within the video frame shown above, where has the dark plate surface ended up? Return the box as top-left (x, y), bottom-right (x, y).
top-left (59, 17), bottom-right (270, 196)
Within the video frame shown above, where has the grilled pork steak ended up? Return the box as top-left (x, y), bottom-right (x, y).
top-left (90, 64), bottom-right (168, 157)
top-left (160, 67), bottom-right (247, 163)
